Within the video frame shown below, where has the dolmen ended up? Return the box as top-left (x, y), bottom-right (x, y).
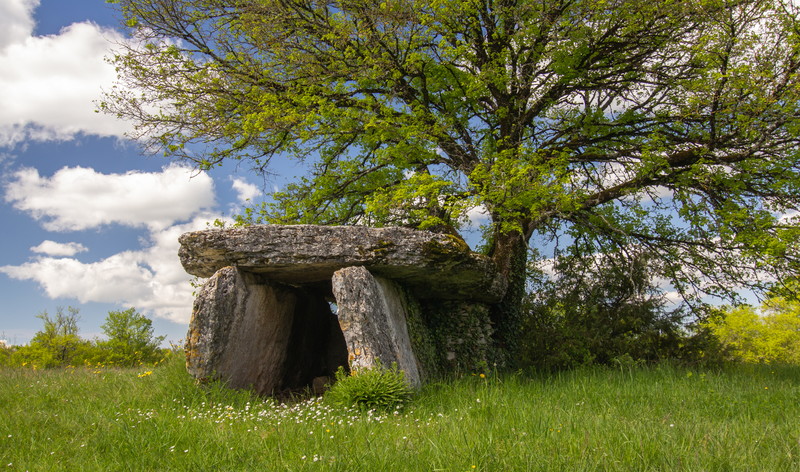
top-left (178, 225), bottom-right (506, 395)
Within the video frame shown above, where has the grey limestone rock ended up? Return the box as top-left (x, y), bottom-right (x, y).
top-left (185, 266), bottom-right (347, 396)
top-left (332, 266), bottom-right (422, 387)
top-left (179, 224), bottom-right (505, 302)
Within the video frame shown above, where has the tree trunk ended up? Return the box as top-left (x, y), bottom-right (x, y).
top-left (488, 227), bottom-right (530, 367)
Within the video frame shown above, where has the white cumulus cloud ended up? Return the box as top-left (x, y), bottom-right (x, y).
top-left (0, 0), bottom-right (38, 50)
top-left (1, 252), bottom-right (154, 305)
top-left (3, 164), bottom-right (216, 231)
top-left (0, 2), bottom-right (132, 146)
top-left (30, 240), bottom-right (87, 257)
top-left (0, 214), bottom-right (225, 324)
top-left (230, 177), bottom-right (260, 202)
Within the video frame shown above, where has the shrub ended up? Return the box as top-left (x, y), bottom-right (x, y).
top-left (0, 341), bottom-right (14, 367)
top-left (325, 363), bottom-right (413, 411)
top-left (703, 299), bottom-right (800, 364)
top-left (97, 308), bottom-right (166, 366)
top-left (11, 307), bottom-right (86, 368)
top-left (518, 248), bottom-right (694, 371)
top-left (4, 307), bottom-right (168, 369)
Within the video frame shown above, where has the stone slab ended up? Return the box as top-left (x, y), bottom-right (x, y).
top-left (179, 225), bottom-right (505, 302)
top-left (185, 267), bottom-right (294, 394)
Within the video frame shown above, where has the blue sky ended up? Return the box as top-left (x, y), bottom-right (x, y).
top-left (0, 0), bottom-right (277, 345)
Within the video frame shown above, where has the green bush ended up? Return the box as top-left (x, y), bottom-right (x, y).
top-left (518, 249), bottom-right (695, 371)
top-left (0, 342), bottom-right (14, 367)
top-left (4, 306), bottom-right (168, 369)
top-left (96, 308), bottom-right (166, 366)
top-left (325, 363), bottom-right (413, 411)
top-left (10, 339), bottom-right (102, 369)
top-left (703, 298), bottom-right (800, 364)
top-left (11, 307), bottom-right (86, 368)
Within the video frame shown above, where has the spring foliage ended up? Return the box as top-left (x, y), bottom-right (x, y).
top-left (103, 0), bottom-right (800, 317)
top-left (97, 308), bottom-right (166, 366)
top-left (9, 307), bottom-right (88, 368)
top-left (519, 249), bottom-right (694, 370)
top-left (5, 307), bottom-right (167, 369)
top-left (704, 299), bottom-right (800, 364)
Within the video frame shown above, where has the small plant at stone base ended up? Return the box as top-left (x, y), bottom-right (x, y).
top-left (325, 363), bottom-right (413, 411)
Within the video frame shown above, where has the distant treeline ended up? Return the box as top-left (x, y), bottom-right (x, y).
top-left (0, 307), bottom-right (168, 369)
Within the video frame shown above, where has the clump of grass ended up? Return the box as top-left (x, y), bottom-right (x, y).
top-left (1, 356), bottom-right (798, 471)
top-left (325, 364), bottom-right (413, 411)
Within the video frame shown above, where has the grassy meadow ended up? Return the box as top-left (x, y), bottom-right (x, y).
top-left (1, 353), bottom-right (798, 471)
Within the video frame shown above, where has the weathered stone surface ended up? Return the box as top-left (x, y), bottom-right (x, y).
top-left (182, 225), bottom-right (507, 395)
top-left (179, 225), bottom-right (505, 302)
top-left (332, 266), bottom-right (422, 387)
top-left (185, 267), bottom-right (289, 393)
top-left (185, 266), bottom-right (348, 396)
top-left (421, 300), bottom-right (494, 372)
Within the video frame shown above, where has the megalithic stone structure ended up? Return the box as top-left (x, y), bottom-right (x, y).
top-left (178, 225), bottom-right (506, 396)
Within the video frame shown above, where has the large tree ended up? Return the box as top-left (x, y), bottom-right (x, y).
top-left (103, 0), bottom-right (800, 354)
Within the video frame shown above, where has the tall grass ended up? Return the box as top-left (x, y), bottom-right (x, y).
top-left (1, 354), bottom-right (798, 471)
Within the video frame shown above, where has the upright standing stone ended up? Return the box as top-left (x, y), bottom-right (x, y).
top-left (186, 267), bottom-right (295, 394)
top-left (332, 266), bottom-right (422, 387)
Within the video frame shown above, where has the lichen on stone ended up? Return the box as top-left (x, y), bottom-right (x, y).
top-left (421, 234), bottom-right (471, 263)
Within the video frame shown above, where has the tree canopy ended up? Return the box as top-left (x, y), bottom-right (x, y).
top-left (103, 0), bottom-right (800, 344)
